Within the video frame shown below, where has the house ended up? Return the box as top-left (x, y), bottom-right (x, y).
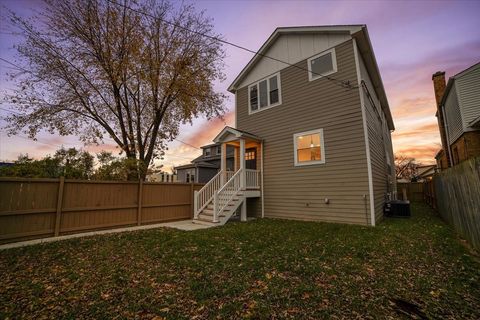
top-left (147, 172), bottom-right (178, 183)
top-left (432, 62), bottom-right (480, 170)
top-left (175, 143), bottom-right (235, 183)
top-left (193, 25), bottom-right (396, 226)
top-left (415, 165), bottom-right (436, 182)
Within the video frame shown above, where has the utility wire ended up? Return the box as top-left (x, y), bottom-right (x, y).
top-left (105, 0), bottom-right (357, 90)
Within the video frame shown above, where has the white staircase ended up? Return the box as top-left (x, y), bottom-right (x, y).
top-left (194, 168), bottom-right (259, 226)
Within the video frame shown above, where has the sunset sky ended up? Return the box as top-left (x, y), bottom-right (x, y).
top-left (1, 0), bottom-right (479, 172)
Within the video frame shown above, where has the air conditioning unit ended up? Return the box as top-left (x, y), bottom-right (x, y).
top-left (384, 200), bottom-right (411, 218)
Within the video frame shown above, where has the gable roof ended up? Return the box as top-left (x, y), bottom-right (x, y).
top-left (213, 126), bottom-right (262, 143)
top-left (440, 61), bottom-right (480, 108)
top-left (227, 25), bottom-right (394, 130)
top-left (227, 25), bottom-right (363, 93)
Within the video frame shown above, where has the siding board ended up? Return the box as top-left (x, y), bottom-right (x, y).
top-left (236, 40), bottom-right (372, 225)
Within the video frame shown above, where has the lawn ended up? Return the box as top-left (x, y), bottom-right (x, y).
top-left (1, 203), bottom-right (479, 319)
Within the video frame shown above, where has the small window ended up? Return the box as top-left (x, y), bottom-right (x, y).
top-left (293, 129), bottom-right (325, 166)
top-left (307, 48), bottom-right (337, 81)
top-left (216, 146), bottom-right (221, 155)
top-left (248, 73), bottom-right (281, 114)
top-left (245, 150), bottom-right (255, 160)
top-left (249, 85), bottom-right (258, 111)
top-left (204, 148), bottom-right (211, 157)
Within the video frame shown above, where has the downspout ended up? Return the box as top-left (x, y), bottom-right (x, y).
top-left (442, 104), bottom-right (454, 166)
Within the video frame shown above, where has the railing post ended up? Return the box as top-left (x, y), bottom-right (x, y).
top-left (194, 190), bottom-right (199, 219)
top-left (240, 139), bottom-right (246, 189)
top-left (213, 191), bottom-right (219, 223)
top-left (54, 176), bottom-right (65, 237)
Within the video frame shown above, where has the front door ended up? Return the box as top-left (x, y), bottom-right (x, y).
top-left (245, 148), bottom-right (257, 170)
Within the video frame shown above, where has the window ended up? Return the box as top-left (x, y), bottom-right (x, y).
top-left (204, 148), bottom-right (211, 157)
top-left (307, 48), bottom-right (337, 81)
top-left (245, 150), bottom-right (256, 160)
top-left (293, 129), bottom-right (325, 166)
top-left (216, 146), bottom-right (221, 155)
top-left (248, 73), bottom-right (281, 114)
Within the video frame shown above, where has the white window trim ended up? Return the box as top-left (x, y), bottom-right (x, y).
top-left (248, 72), bottom-right (282, 115)
top-left (293, 128), bottom-right (326, 166)
top-left (307, 48), bottom-right (337, 82)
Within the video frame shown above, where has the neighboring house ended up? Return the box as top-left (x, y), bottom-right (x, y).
top-left (175, 143), bottom-right (235, 183)
top-left (432, 62), bottom-right (480, 170)
top-left (415, 165), bottom-right (436, 182)
top-left (147, 172), bottom-right (178, 183)
top-left (0, 162), bottom-right (14, 168)
top-left (193, 25), bottom-right (396, 227)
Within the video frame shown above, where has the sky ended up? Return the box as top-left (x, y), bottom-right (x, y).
top-left (1, 0), bottom-right (480, 172)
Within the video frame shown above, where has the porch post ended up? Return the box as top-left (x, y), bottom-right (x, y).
top-left (220, 142), bottom-right (227, 185)
top-left (240, 138), bottom-right (246, 189)
top-left (234, 146), bottom-right (239, 171)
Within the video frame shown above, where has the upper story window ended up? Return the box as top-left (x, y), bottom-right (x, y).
top-left (307, 48), bottom-right (337, 81)
top-left (248, 73), bottom-right (281, 114)
top-left (293, 129), bottom-right (326, 166)
top-left (204, 148), bottom-right (211, 157)
top-left (216, 146), bottom-right (221, 155)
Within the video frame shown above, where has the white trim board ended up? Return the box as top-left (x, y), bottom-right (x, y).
top-left (353, 38), bottom-right (376, 227)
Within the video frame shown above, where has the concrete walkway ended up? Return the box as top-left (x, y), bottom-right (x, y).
top-left (0, 220), bottom-right (213, 250)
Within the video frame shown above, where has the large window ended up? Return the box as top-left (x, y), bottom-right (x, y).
top-left (248, 73), bottom-right (281, 114)
top-left (307, 48), bottom-right (337, 81)
top-left (293, 129), bottom-right (325, 166)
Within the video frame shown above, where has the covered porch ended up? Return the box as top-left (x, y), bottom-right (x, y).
top-left (215, 126), bottom-right (263, 192)
top-left (193, 127), bottom-right (263, 225)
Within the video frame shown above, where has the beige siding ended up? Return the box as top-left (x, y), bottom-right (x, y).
top-left (357, 47), bottom-right (394, 223)
top-left (236, 40), bottom-right (372, 225)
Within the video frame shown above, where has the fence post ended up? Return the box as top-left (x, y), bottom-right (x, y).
top-left (54, 176), bottom-right (65, 237)
top-left (190, 182), bottom-right (194, 219)
top-left (137, 180), bottom-right (143, 226)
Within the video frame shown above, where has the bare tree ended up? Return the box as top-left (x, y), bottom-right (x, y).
top-left (3, 0), bottom-right (226, 179)
top-left (395, 154), bottom-right (420, 181)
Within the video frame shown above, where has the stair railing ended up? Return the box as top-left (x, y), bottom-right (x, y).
top-left (214, 168), bottom-right (243, 222)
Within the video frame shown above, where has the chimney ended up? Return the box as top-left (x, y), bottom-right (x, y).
top-left (432, 71), bottom-right (451, 167)
top-left (432, 71), bottom-right (446, 106)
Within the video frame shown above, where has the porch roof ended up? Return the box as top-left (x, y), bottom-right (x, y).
top-left (213, 126), bottom-right (262, 143)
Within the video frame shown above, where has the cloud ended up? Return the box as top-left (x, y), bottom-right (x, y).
top-left (182, 110), bottom-right (235, 147)
top-left (394, 144), bottom-right (440, 164)
top-left (393, 123), bottom-right (439, 139)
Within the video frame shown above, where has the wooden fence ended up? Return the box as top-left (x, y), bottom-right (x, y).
top-left (0, 177), bottom-right (203, 244)
top-left (396, 182), bottom-right (425, 202)
top-left (432, 157), bottom-right (480, 250)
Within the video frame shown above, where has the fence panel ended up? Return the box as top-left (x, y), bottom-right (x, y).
top-left (0, 178), bottom-right (203, 244)
top-left (396, 182), bottom-right (425, 202)
top-left (434, 157), bottom-right (480, 249)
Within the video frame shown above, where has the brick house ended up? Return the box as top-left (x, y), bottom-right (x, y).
top-left (432, 62), bottom-right (480, 170)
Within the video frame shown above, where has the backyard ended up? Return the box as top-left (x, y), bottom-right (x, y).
top-left (0, 203), bottom-right (479, 319)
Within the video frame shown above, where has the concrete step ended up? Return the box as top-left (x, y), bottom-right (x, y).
top-left (193, 217), bottom-right (220, 225)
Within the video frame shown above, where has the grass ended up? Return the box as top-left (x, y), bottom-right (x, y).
top-left (0, 203), bottom-right (479, 319)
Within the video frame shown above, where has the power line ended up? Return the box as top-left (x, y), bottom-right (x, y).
top-left (105, 0), bottom-right (357, 90)
top-left (173, 138), bottom-right (200, 149)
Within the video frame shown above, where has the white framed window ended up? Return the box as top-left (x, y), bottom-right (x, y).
top-left (307, 48), bottom-right (337, 81)
top-left (293, 129), bottom-right (326, 166)
top-left (248, 72), bottom-right (281, 114)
